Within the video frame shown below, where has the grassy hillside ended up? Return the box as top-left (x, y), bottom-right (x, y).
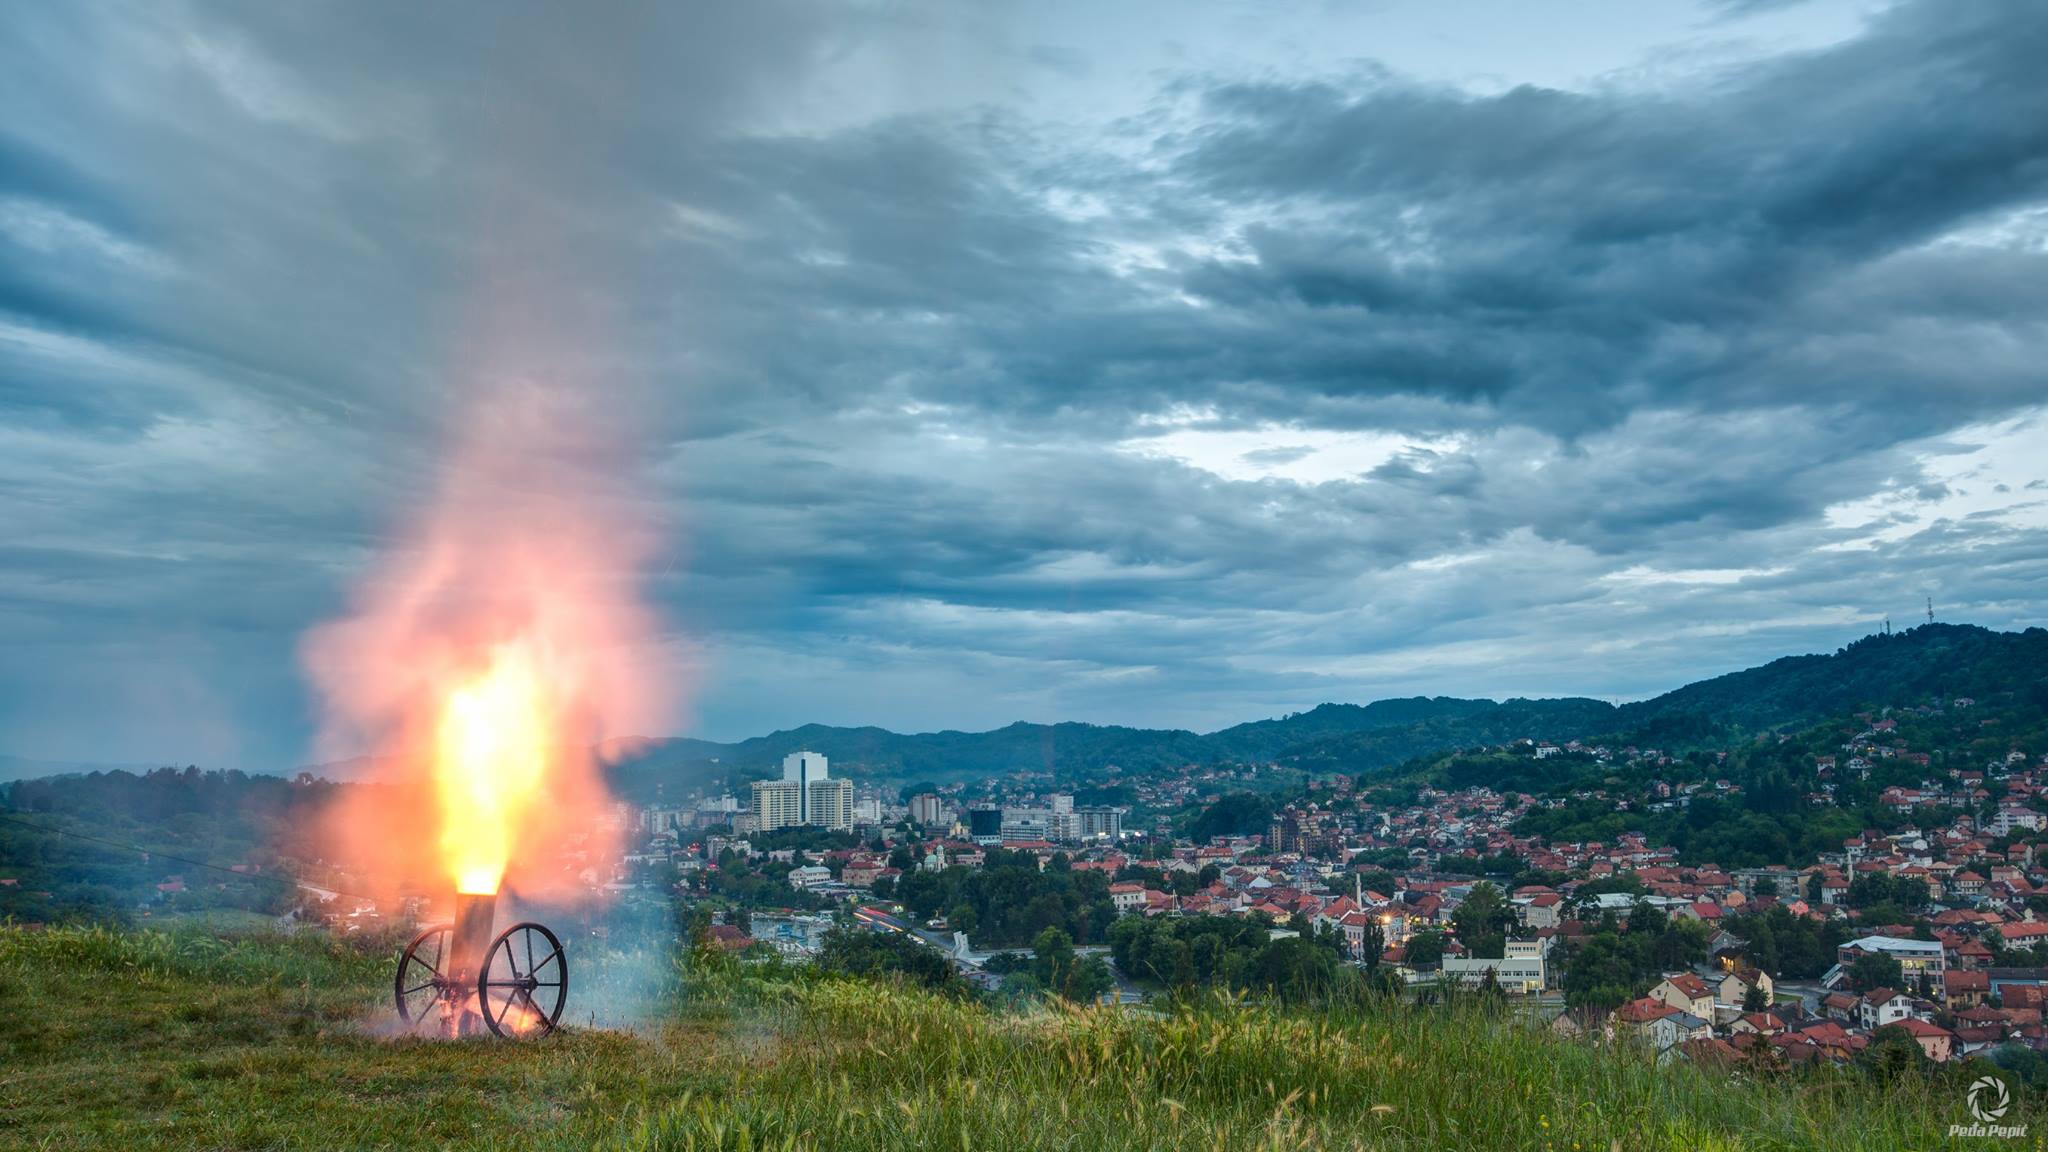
top-left (0, 924), bottom-right (2015, 1150)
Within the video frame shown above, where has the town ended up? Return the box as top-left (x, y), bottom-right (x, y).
top-left (620, 712), bottom-right (2048, 1072)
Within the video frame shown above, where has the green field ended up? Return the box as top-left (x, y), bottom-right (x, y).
top-left (0, 924), bottom-right (2025, 1150)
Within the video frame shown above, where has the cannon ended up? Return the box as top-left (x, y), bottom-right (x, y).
top-left (394, 892), bottom-right (568, 1037)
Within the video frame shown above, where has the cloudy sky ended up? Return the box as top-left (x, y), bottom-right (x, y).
top-left (4, 0), bottom-right (2047, 770)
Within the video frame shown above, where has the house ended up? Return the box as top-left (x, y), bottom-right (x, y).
top-left (1518, 891), bottom-right (1563, 929)
top-left (1612, 997), bottom-right (1713, 1054)
top-left (1859, 988), bottom-right (1913, 1031)
top-left (1109, 882), bottom-right (1149, 915)
top-left (840, 859), bottom-right (896, 888)
top-left (1997, 922), bottom-right (2048, 947)
top-left (1946, 969), bottom-right (1989, 1010)
top-left (1647, 973), bottom-right (1716, 1021)
top-left (1987, 967), bottom-right (2048, 1004)
top-left (786, 864), bottom-right (833, 889)
top-left (1789, 1019), bottom-right (1860, 1062)
top-left (1674, 1037), bottom-right (1743, 1067)
top-left (705, 925), bottom-right (754, 952)
top-left (1886, 1018), bottom-right (1955, 1063)
top-left (1728, 1012), bottom-right (1785, 1037)
top-left (1716, 968), bottom-right (1774, 1014)
top-left (1821, 992), bottom-right (1860, 1022)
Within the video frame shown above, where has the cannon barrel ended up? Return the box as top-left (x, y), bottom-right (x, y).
top-left (448, 892), bottom-right (498, 982)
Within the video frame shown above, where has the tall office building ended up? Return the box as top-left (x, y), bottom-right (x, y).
top-left (783, 751), bottom-right (830, 824)
top-left (751, 752), bottom-right (854, 833)
top-left (1075, 806), bottom-right (1124, 841)
top-left (1048, 793), bottom-right (1077, 841)
top-left (967, 807), bottom-right (1003, 844)
top-left (808, 778), bottom-right (854, 832)
top-left (751, 779), bottom-right (803, 831)
top-left (909, 792), bottom-right (944, 826)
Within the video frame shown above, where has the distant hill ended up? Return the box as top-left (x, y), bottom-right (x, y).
top-left (597, 623), bottom-right (2048, 797)
top-left (1610, 622), bottom-right (2048, 734)
top-left (0, 754), bottom-right (155, 784)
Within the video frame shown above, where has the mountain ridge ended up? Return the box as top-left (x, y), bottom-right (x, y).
top-left (598, 623), bottom-right (2048, 796)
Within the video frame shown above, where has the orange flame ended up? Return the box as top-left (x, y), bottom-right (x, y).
top-left (436, 644), bottom-right (552, 895)
top-left (300, 384), bottom-right (674, 902)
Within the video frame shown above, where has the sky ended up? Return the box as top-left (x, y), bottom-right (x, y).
top-left (3, 0), bottom-right (2047, 771)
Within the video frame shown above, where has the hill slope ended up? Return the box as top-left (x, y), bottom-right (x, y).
top-left (0, 923), bottom-right (1996, 1150)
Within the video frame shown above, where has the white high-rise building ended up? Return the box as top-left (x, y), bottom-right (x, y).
top-left (783, 751), bottom-right (830, 824)
top-left (751, 752), bottom-right (854, 833)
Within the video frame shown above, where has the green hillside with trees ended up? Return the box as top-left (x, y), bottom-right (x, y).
top-left (599, 624), bottom-right (2048, 792)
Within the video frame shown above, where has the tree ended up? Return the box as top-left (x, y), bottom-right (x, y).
top-left (816, 928), bottom-right (966, 996)
top-left (1404, 930), bottom-right (1447, 967)
top-left (1185, 793), bottom-right (1274, 842)
top-left (1562, 932), bottom-right (1648, 1010)
top-left (1848, 952), bottom-right (1904, 993)
top-left (1246, 937), bottom-right (1337, 1003)
top-left (1361, 917), bottom-right (1386, 971)
top-left (1860, 1024), bottom-right (1930, 1083)
top-left (1033, 927), bottom-right (1079, 995)
top-left (1452, 881), bottom-right (1516, 959)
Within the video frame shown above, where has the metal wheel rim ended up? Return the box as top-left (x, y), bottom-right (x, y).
top-left (477, 921), bottom-right (568, 1038)
top-left (394, 923), bottom-right (452, 1024)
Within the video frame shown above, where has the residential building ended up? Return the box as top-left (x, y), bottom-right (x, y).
top-left (1648, 973), bottom-right (1716, 1021)
top-left (1858, 988), bottom-right (1913, 1031)
top-left (1075, 805), bottom-right (1125, 841)
top-left (808, 778), bottom-right (854, 832)
top-left (1440, 940), bottom-right (1547, 993)
top-left (1831, 936), bottom-right (1944, 993)
top-left (1887, 1017), bottom-right (1955, 1063)
top-left (750, 779), bottom-right (803, 832)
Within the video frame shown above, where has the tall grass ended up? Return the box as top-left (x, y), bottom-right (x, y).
top-left (0, 920), bottom-right (389, 987)
top-left (0, 924), bottom-right (2024, 1151)
top-left (628, 968), bottom-right (1997, 1151)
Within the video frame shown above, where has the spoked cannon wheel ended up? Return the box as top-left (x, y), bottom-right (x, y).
top-left (394, 923), bottom-right (453, 1025)
top-left (478, 921), bottom-right (568, 1038)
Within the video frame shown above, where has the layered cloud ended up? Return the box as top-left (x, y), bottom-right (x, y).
top-left (1, 0), bottom-right (2044, 765)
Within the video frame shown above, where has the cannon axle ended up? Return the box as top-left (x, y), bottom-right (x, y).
top-left (394, 894), bottom-right (567, 1037)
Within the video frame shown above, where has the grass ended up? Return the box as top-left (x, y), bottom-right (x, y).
top-left (0, 924), bottom-right (2029, 1150)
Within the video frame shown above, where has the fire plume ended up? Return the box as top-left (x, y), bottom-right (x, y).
top-left (436, 645), bottom-right (551, 895)
top-left (300, 385), bottom-right (673, 903)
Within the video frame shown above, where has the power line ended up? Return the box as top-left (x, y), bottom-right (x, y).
top-left (0, 810), bottom-right (384, 906)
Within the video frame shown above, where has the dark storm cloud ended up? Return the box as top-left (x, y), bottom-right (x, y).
top-left (1153, 0), bottom-right (2048, 432)
top-left (1, 0), bottom-right (2045, 763)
